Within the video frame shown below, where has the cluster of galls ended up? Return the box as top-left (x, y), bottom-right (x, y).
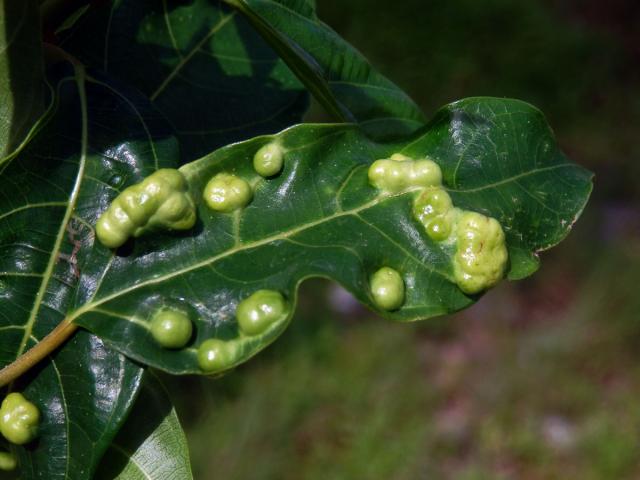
top-left (367, 152), bottom-right (508, 302)
top-left (95, 142), bottom-right (289, 374)
top-left (93, 143), bottom-right (508, 374)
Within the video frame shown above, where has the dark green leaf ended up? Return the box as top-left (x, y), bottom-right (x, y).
top-left (59, 0), bottom-right (309, 161)
top-left (12, 332), bottom-right (144, 480)
top-left (0, 0), bottom-right (44, 156)
top-left (95, 372), bottom-right (193, 480)
top-left (67, 97), bottom-right (591, 375)
top-left (224, 0), bottom-right (426, 139)
top-left (0, 61), bottom-right (177, 478)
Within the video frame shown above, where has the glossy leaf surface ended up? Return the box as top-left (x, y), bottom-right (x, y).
top-left (59, 0), bottom-right (309, 161)
top-left (12, 332), bottom-right (144, 480)
top-left (96, 373), bottom-right (193, 480)
top-left (0, 62), bottom-right (175, 478)
top-left (224, 0), bottom-right (426, 139)
top-left (66, 98), bottom-right (592, 375)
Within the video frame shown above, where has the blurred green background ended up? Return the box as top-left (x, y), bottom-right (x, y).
top-left (166, 1), bottom-right (640, 478)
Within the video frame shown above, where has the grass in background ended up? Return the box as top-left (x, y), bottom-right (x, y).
top-left (163, 1), bottom-right (640, 478)
top-left (164, 232), bottom-right (640, 479)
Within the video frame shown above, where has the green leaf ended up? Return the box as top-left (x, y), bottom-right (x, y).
top-left (59, 0), bottom-right (310, 161)
top-left (223, 0), bottom-right (426, 139)
top-left (0, 0), bottom-right (44, 156)
top-left (11, 332), bottom-right (144, 480)
top-left (65, 97), bottom-right (591, 375)
top-left (0, 61), bottom-right (177, 477)
top-left (95, 372), bottom-right (193, 480)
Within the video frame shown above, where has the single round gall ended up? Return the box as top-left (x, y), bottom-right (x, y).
top-left (150, 309), bottom-right (193, 349)
top-left (0, 451), bottom-right (16, 471)
top-left (197, 339), bottom-right (236, 372)
top-left (370, 267), bottom-right (405, 311)
top-left (236, 289), bottom-right (288, 336)
top-left (0, 392), bottom-right (40, 445)
top-left (253, 143), bottom-right (284, 177)
top-left (203, 173), bottom-right (252, 213)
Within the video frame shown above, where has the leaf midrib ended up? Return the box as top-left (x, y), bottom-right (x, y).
top-left (16, 65), bottom-right (89, 357)
top-left (68, 188), bottom-right (448, 322)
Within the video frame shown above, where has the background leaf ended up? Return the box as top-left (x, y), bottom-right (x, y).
top-left (0, 60), bottom-right (177, 478)
top-left (69, 97), bottom-right (591, 375)
top-left (95, 372), bottom-right (193, 480)
top-left (224, 0), bottom-right (426, 139)
top-left (12, 332), bottom-right (144, 480)
top-left (59, 0), bottom-right (310, 162)
top-left (0, 0), bottom-right (44, 156)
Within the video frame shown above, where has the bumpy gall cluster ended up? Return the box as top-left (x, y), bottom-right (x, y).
top-left (368, 154), bottom-right (442, 193)
top-left (96, 169), bottom-right (196, 248)
top-left (203, 173), bottom-right (252, 213)
top-left (453, 212), bottom-right (508, 294)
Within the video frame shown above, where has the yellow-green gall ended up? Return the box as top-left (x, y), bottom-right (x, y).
top-left (203, 173), bottom-right (252, 213)
top-left (150, 309), bottom-right (193, 349)
top-left (0, 392), bottom-right (40, 445)
top-left (389, 153), bottom-right (411, 161)
top-left (413, 188), bottom-right (455, 242)
top-left (197, 338), bottom-right (237, 372)
top-left (253, 143), bottom-right (284, 177)
top-left (368, 156), bottom-right (442, 193)
top-left (236, 289), bottom-right (288, 336)
top-left (453, 211), bottom-right (508, 294)
top-left (425, 217), bottom-right (452, 241)
top-left (0, 451), bottom-right (16, 471)
top-left (96, 169), bottom-right (196, 248)
top-left (413, 188), bottom-right (453, 223)
top-left (370, 267), bottom-right (405, 310)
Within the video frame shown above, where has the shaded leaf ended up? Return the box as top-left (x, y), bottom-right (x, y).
top-left (224, 0), bottom-right (426, 139)
top-left (0, 0), bottom-right (44, 156)
top-left (0, 60), bottom-right (177, 478)
top-left (95, 373), bottom-right (193, 480)
top-left (67, 98), bottom-right (591, 375)
top-left (59, 0), bottom-right (310, 161)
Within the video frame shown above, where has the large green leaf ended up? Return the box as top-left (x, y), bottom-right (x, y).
top-left (96, 373), bottom-right (193, 480)
top-left (0, 61), bottom-right (176, 477)
top-left (59, 0), bottom-right (310, 161)
top-left (0, 0), bottom-right (43, 156)
top-left (223, 0), bottom-right (426, 139)
top-left (62, 97), bottom-right (592, 375)
top-left (11, 332), bottom-right (144, 480)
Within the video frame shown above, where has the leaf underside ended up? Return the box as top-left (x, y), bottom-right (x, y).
top-left (95, 373), bottom-right (193, 480)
